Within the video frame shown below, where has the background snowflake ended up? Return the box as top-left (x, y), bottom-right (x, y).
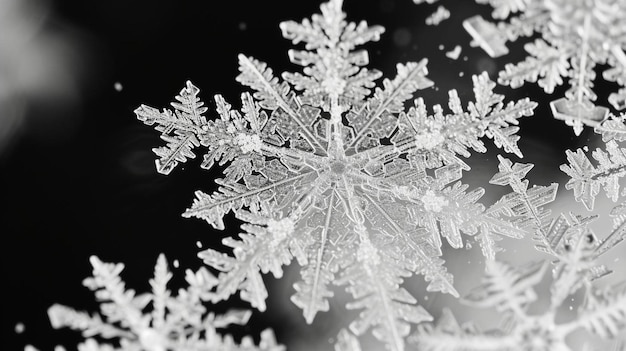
top-left (48, 254), bottom-right (284, 351)
top-left (412, 209), bottom-right (626, 351)
top-left (463, 0), bottom-right (626, 135)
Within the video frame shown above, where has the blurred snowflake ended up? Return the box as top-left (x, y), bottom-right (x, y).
top-left (412, 209), bottom-right (626, 350)
top-left (48, 255), bottom-right (283, 351)
top-left (464, 0), bottom-right (626, 135)
top-left (134, 0), bottom-right (548, 349)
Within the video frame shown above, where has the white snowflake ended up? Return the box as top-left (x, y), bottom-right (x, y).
top-left (425, 6), bottom-right (450, 26)
top-left (561, 112), bottom-right (626, 210)
top-left (412, 209), bottom-right (626, 351)
top-left (134, 1), bottom-right (545, 349)
top-left (48, 255), bottom-right (283, 351)
top-left (464, 0), bottom-right (626, 135)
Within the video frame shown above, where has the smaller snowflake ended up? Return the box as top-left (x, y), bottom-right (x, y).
top-left (464, 0), bottom-right (626, 135)
top-left (48, 255), bottom-right (283, 351)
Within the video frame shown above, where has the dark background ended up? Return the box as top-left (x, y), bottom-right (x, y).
top-left (1, 0), bottom-right (618, 350)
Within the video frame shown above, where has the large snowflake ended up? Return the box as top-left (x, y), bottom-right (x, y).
top-left (464, 0), bottom-right (626, 135)
top-left (134, 0), bottom-right (542, 349)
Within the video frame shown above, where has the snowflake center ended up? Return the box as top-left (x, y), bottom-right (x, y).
top-left (421, 190), bottom-right (448, 212)
top-left (235, 133), bottom-right (263, 154)
top-left (414, 130), bottom-right (445, 150)
top-left (330, 161), bottom-right (347, 175)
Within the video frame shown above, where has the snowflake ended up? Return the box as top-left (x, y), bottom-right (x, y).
top-left (412, 210), bottom-right (626, 351)
top-left (47, 254), bottom-right (283, 351)
top-left (464, 0), bottom-right (626, 135)
top-left (561, 112), bottom-right (626, 210)
top-left (134, 1), bottom-right (542, 349)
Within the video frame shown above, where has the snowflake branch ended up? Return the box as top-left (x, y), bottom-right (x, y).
top-left (349, 60), bottom-right (433, 150)
top-left (183, 172), bottom-right (314, 229)
top-left (237, 54), bottom-right (326, 154)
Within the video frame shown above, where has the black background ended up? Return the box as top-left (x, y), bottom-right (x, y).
top-left (2, 0), bottom-right (616, 350)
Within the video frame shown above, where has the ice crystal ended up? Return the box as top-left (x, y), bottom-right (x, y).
top-left (412, 211), bottom-right (626, 351)
top-left (445, 46), bottom-right (462, 60)
top-left (135, 1), bottom-right (540, 349)
top-left (561, 113), bottom-right (626, 210)
top-left (48, 254), bottom-right (283, 351)
top-left (464, 0), bottom-right (626, 135)
top-left (425, 6), bottom-right (450, 26)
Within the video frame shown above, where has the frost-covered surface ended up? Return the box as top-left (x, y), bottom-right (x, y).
top-left (134, 0), bottom-right (547, 349)
top-left (411, 209), bottom-right (626, 350)
top-left (463, 0), bottom-right (626, 135)
top-left (48, 254), bottom-right (283, 351)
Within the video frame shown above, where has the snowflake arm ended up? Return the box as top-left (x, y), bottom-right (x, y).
top-left (291, 191), bottom-right (350, 323)
top-left (412, 309), bottom-right (517, 351)
top-left (338, 236), bottom-right (433, 351)
top-left (360, 189), bottom-right (458, 296)
top-left (569, 287), bottom-right (626, 339)
top-left (561, 140), bottom-right (626, 210)
top-left (348, 60), bottom-right (434, 152)
top-left (487, 155), bottom-right (558, 231)
top-left (236, 55), bottom-right (326, 154)
top-left (472, 157), bottom-right (550, 239)
top-left (462, 260), bottom-right (547, 314)
top-left (280, 0), bottom-right (385, 110)
top-left (183, 171), bottom-right (315, 230)
top-left (498, 39), bottom-right (569, 94)
top-left (198, 213), bottom-right (299, 311)
top-left (593, 204), bottom-right (626, 260)
top-left (391, 73), bottom-right (536, 170)
top-left (135, 81), bottom-right (209, 174)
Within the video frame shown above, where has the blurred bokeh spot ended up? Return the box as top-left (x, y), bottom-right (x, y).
top-left (0, 0), bottom-right (84, 155)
